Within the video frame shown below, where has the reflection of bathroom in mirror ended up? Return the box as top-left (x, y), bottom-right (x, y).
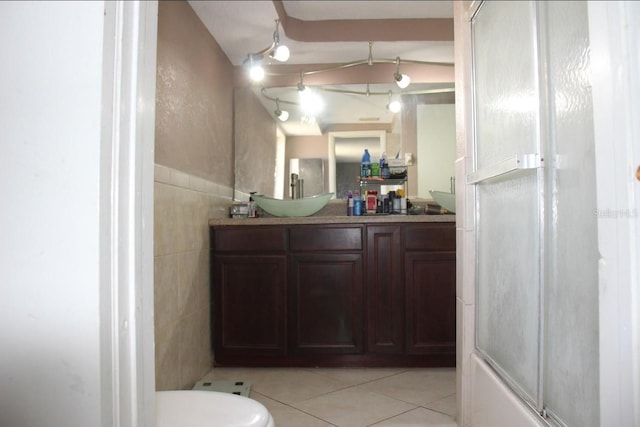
top-left (233, 86), bottom-right (456, 202)
top-left (416, 103), bottom-right (456, 197)
top-left (329, 130), bottom-right (398, 199)
top-left (289, 158), bottom-right (324, 198)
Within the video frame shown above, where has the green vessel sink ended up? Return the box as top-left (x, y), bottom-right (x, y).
top-left (429, 190), bottom-right (456, 214)
top-left (252, 193), bottom-right (334, 217)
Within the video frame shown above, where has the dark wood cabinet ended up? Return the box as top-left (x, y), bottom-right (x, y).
top-left (213, 255), bottom-right (287, 357)
top-left (405, 252), bottom-right (456, 355)
top-left (289, 225), bottom-right (364, 355)
top-left (366, 225), bottom-right (404, 354)
top-left (290, 253), bottom-right (363, 354)
top-left (211, 227), bottom-right (288, 363)
top-left (210, 221), bottom-right (455, 367)
top-left (404, 223), bottom-right (456, 360)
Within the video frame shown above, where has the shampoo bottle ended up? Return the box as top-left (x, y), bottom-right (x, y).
top-left (353, 191), bottom-right (363, 216)
top-left (361, 149), bottom-right (371, 178)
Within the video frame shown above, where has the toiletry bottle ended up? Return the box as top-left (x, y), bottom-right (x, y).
top-left (248, 192), bottom-right (257, 218)
top-left (361, 149), bottom-right (371, 178)
top-left (371, 157), bottom-right (380, 177)
top-left (396, 189), bottom-right (406, 214)
top-left (347, 191), bottom-right (353, 216)
top-left (353, 191), bottom-right (363, 216)
top-left (380, 152), bottom-right (390, 179)
top-left (367, 190), bottom-right (377, 212)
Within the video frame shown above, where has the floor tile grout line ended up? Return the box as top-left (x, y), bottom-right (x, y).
top-left (358, 390), bottom-right (456, 418)
top-left (202, 367), bottom-right (457, 425)
top-left (364, 407), bottom-right (420, 427)
top-left (300, 367), bottom-right (413, 386)
top-left (286, 389), bottom-right (420, 427)
top-left (283, 373), bottom-right (428, 409)
top-left (251, 390), bottom-right (339, 426)
top-left (416, 402), bottom-right (457, 418)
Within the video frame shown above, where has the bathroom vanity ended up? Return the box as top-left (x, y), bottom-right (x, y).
top-left (209, 216), bottom-right (455, 367)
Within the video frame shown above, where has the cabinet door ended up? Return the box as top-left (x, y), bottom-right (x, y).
top-left (366, 225), bottom-right (404, 353)
top-left (213, 255), bottom-right (287, 357)
top-left (289, 253), bottom-right (363, 354)
top-left (405, 251), bottom-right (456, 355)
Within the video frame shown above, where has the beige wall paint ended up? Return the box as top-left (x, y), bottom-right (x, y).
top-left (417, 103), bottom-right (456, 197)
top-left (285, 134), bottom-right (330, 195)
top-left (154, 0), bottom-right (234, 390)
top-left (233, 87), bottom-right (278, 199)
top-left (155, 0), bottom-right (233, 185)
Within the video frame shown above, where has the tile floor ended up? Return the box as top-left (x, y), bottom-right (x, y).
top-left (199, 367), bottom-right (457, 427)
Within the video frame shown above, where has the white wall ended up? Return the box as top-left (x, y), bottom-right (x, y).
top-left (0, 2), bottom-right (158, 426)
top-left (0, 2), bottom-right (106, 426)
top-left (417, 104), bottom-right (456, 197)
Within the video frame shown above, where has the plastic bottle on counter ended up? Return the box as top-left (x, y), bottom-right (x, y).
top-left (397, 189), bottom-right (407, 214)
top-left (371, 157), bottom-right (380, 177)
top-left (347, 191), bottom-right (354, 216)
top-left (361, 149), bottom-right (371, 178)
top-left (353, 191), bottom-right (363, 216)
top-left (366, 190), bottom-right (377, 212)
top-left (380, 152), bottom-right (390, 179)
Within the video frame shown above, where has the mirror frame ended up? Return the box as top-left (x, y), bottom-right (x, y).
top-left (327, 130), bottom-right (387, 196)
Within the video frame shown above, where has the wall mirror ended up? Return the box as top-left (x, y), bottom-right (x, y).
top-left (328, 131), bottom-right (387, 199)
top-left (416, 103), bottom-right (456, 197)
top-left (233, 85), bottom-right (455, 201)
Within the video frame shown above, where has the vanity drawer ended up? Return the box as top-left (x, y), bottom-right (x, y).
top-left (212, 227), bottom-right (287, 252)
top-left (404, 223), bottom-right (455, 252)
top-left (290, 225), bottom-right (363, 252)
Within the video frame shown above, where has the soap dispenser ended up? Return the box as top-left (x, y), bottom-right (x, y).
top-left (248, 192), bottom-right (257, 218)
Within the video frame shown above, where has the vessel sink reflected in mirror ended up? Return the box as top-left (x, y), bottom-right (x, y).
top-left (429, 190), bottom-right (456, 213)
top-left (252, 193), bottom-right (334, 217)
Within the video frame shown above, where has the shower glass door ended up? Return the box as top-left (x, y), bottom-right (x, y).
top-left (471, 1), bottom-right (599, 426)
top-left (472, 0), bottom-right (542, 407)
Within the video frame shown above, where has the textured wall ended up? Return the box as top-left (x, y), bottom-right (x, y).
top-left (154, 0), bottom-right (234, 390)
top-left (155, 0), bottom-right (233, 185)
top-left (233, 87), bottom-right (278, 198)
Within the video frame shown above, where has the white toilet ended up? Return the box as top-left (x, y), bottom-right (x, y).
top-left (156, 390), bottom-right (275, 427)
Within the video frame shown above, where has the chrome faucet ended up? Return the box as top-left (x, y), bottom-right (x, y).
top-left (291, 173), bottom-right (303, 199)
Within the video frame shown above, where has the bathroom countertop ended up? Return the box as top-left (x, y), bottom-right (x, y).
top-left (209, 214), bottom-right (455, 226)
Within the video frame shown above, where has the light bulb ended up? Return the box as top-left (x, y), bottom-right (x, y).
top-left (273, 44), bottom-right (290, 62)
top-left (395, 73), bottom-right (410, 89)
top-left (388, 100), bottom-right (401, 113)
top-left (276, 109), bottom-right (289, 122)
top-left (299, 87), bottom-right (323, 116)
top-left (249, 64), bottom-right (264, 82)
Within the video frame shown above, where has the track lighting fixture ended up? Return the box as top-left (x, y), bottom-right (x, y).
top-left (245, 54), bottom-right (264, 82)
top-left (296, 72), bottom-right (306, 93)
top-left (252, 41), bottom-right (453, 122)
top-left (244, 19), bottom-right (290, 81)
top-left (387, 90), bottom-right (401, 113)
top-left (298, 86), bottom-right (323, 117)
top-left (269, 19), bottom-right (290, 62)
top-left (394, 57), bottom-right (411, 89)
top-left (274, 98), bottom-right (289, 122)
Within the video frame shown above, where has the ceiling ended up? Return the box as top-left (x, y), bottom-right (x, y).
top-left (188, 1), bottom-right (455, 136)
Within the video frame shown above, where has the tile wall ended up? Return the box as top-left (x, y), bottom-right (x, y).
top-left (154, 164), bottom-right (232, 390)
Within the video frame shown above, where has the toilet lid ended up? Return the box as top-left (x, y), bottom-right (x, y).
top-left (156, 390), bottom-right (274, 427)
